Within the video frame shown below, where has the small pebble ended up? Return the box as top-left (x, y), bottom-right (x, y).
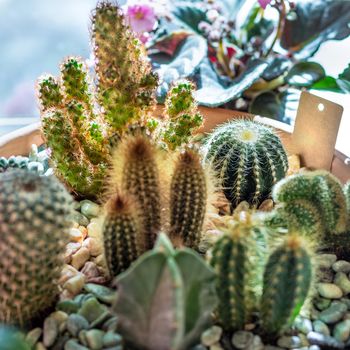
top-left (83, 237), bottom-right (103, 257)
top-left (231, 330), bottom-right (254, 349)
top-left (314, 297), bottom-right (331, 311)
top-left (103, 332), bottom-right (122, 347)
top-left (85, 329), bottom-right (104, 350)
top-left (50, 311), bottom-right (68, 324)
top-left (333, 319), bottom-right (350, 342)
top-left (59, 264), bottom-right (80, 285)
top-left (209, 343), bottom-right (223, 350)
top-left (68, 211), bottom-right (90, 227)
top-left (81, 261), bottom-right (100, 280)
top-left (64, 339), bottom-right (89, 350)
top-left (69, 228), bottom-right (84, 243)
top-left (201, 326), bottom-right (222, 346)
top-left (71, 247), bottom-right (90, 270)
top-left (57, 299), bottom-right (81, 314)
top-left (87, 219), bottom-right (103, 238)
top-left (84, 283), bottom-right (116, 305)
top-left (317, 283), bottom-right (343, 299)
top-left (277, 335), bottom-right (302, 349)
top-left (294, 317), bottom-right (313, 334)
top-left (246, 335), bottom-right (264, 350)
top-left (66, 314), bottom-right (89, 337)
top-left (78, 297), bottom-right (107, 323)
top-left (43, 317), bottom-right (58, 347)
top-left (26, 328), bottom-right (42, 347)
top-left (80, 200), bottom-right (100, 218)
top-left (318, 254), bottom-right (337, 269)
top-left (334, 272), bottom-right (350, 294)
top-left (35, 342), bottom-right (46, 350)
top-left (333, 260), bottom-right (350, 273)
top-left (307, 331), bottom-right (345, 349)
top-left (319, 302), bottom-right (347, 324)
top-left (103, 316), bottom-right (119, 332)
top-left (313, 320), bottom-right (330, 336)
top-left (64, 274), bottom-right (86, 295)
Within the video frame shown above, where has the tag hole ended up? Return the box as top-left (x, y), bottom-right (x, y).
top-left (318, 103), bottom-right (325, 112)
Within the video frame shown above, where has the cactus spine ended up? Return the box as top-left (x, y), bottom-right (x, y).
top-left (169, 149), bottom-right (208, 248)
top-left (0, 170), bottom-right (73, 326)
top-left (202, 120), bottom-right (288, 208)
top-left (103, 192), bottom-right (143, 277)
top-left (261, 234), bottom-right (313, 335)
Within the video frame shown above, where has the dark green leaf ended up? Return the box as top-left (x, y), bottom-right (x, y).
top-left (280, 0), bottom-right (350, 59)
top-left (285, 62), bottom-right (325, 87)
top-left (311, 76), bottom-right (343, 93)
top-left (249, 89), bottom-right (301, 124)
top-left (337, 64), bottom-right (350, 93)
top-left (195, 58), bottom-right (268, 107)
top-left (262, 57), bottom-right (291, 81)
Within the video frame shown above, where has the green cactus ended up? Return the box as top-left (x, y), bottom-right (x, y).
top-left (261, 233), bottom-right (313, 336)
top-left (113, 233), bottom-right (217, 350)
top-left (202, 120), bottom-right (288, 208)
top-left (210, 212), bottom-right (266, 331)
top-left (161, 81), bottom-right (203, 150)
top-left (344, 181), bottom-right (350, 220)
top-left (103, 191), bottom-right (143, 277)
top-left (169, 149), bottom-right (208, 249)
top-left (0, 326), bottom-right (30, 350)
top-left (0, 170), bottom-right (73, 326)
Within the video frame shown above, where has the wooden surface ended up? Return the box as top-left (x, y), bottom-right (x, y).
top-left (0, 106), bottom-right (349, 181)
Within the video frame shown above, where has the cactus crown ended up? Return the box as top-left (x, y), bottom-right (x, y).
top-left (202, 119), bottom-right (288, 208)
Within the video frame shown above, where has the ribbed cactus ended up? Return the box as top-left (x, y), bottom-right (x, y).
top-left (161, 81), bottom-right (203, 150)
top-left (210, 212), bottom-right (265, 331)
top-left (202, 120), bottom-right (288, 208)
top-left (0, 170), bottom-right (73, 326)
top-left (345, 181), bottom-right (350, 220)
top-left (37, 1), bottom-right (158, 197)
top-left (169, 149), bottom-right (208, 248)
top-left (103, 192), bottom-right (143, 277)
top-left (113, 233), bottom-right (217, 350)
top-left (261, 233), bottom-right (313, 336)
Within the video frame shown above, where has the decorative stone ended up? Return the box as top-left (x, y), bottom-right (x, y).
top-left (103, 316), bottom-right (119, 332)
top-left (43, 317), bottom-right (59, 347)
top-left (334, 272), bottom-right (350, 294)
top-left (64, 274), bottom-right (86, 295)
top-left (201, 326), bottom-right (222, 346)
top-left (71, 247), bottom-right (90, 270)
top-left (90, 311), bottom-right (112, 328)
top-left (103, 332), bottom-right (122, 347)
top-left (50, 311), bottom-right (68, 324)
top-left (341, 298), bottom-right (350, 309)
top-left (66, 314), bottom-right (89, 337)
top-left (318, 268), bottom-right (335, 283)
top-left (64, 339), bottom-right (89, 350)
top-left (246, 335), bottom-right (264, 350)
top-left (333, 260), bottom-right (350, 273)
top-left (333, 319), bottom-right (350, 342)
top-left (85, 329), bottom-right (104, 350)
top-left (209, 344), bottom-right (224, 350)
top-left (318, 254), bottom-right (337, 269)
top-left (68, 211), bottom-right (90, 227)
top-left (294, 316), bottom-right (313, 334)
top-left (69, 228), bottom-right (84, 243)
top-left (26, 328), bottom-right (42, 347)
top-left (87, 219), bottom-right (103, 238)
top-left (79, 226), bottom-right (88, 240)
top-left (307, 331), bottom-right (345, 349)
top-left (314, 297), bottom-right (331, 311)
top-left (317, 283), bottom-right (343, 299)
top-left (81, 261), bottom-right (100, 279)
top-left (57, 299), bottom-right (81, 314)
top-left (78, 297), bottom-right (107, 323)
top-left (35, 342), bottom-right (46, 350)
top-left (81, 200), bottom-right (101, 218)
top-left (277, 335), bottom-right (302, 349)
top-left (60, 264), bottom-right (80, 285)
top-left (83, 237), bottom-right (103, 257)
top-left (313, 320), bottom-right (330, 336)
top-left (319, 302), bottom-right (347, 324)
top-left (84, 283), bottom-right (116, 305)
top-left (231, 331), bottom-right (254, 349)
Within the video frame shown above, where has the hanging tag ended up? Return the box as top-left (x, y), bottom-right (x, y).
top-left (291, 91), bottom-right (343, 170)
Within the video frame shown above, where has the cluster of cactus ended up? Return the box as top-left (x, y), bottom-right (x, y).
top-left (0, 169), bottom-right (73, 326)
top-left (112, 233), bottom-right (217, 350)
top-left (202, 119), bottom-right (288, 208)
top-left (37, 1), bottom-right (202, 198)
top-left (264, 170), bottom-right (350, 254)
top-left (211, 211), bottom-right (314, 336)
top-left (102, 134), bottom-right (212, 276)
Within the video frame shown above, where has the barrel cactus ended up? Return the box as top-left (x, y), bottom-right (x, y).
top-left (202, 120), bottom-right (288, 208)
top-left (0, 170), bottom-right (73, 326)
top-left (113, 233), bottom-right (217, 350)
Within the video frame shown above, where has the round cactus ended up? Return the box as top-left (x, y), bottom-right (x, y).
top-left (202, 120), bottom-right (288, 207)
top-left (0, 170), bottom-right (73, 326)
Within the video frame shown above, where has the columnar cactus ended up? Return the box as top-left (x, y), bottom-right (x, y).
top-left (169, 149), bottom-right (208, 248)
top-left (0, 170), bottom-right (73, 326)
top-left (210, 212), bottom-right (265, 330)
top-left (103, 192), bottom-right (143, 277)
top-left (345, 181), bottom-right (350, 220)
top-left (261, 233), bottom-right (313, 336)
top-left (202, 120), bottom-right (288, 207)
top-left (113, 233), bottom-right (217, 350)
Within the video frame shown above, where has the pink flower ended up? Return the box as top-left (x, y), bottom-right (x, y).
top-left (126, 4), bottom-right (156, 35)
top-left (258, 0), bottom-right (272, 9)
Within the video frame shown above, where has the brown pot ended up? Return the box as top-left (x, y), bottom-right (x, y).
top-left (0, 106), bottom-right (349, 182)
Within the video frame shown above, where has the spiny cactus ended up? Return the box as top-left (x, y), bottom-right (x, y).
top-left (169, 149), bottom-right (209, 248)
top-left (202, 119), bottom-right (288, 208)
top-left (210, 212), bottom-right (266, 331)
top-left (103, 192), bottom-right (143, 277)
top-left (345, 181), bottom-right (350, 220)
top-left (0, 170), bottom-right (73, 326)
top-left (261, 233), bottom-right (313, 336)
top-left (113, 233), bottom-right (217, 350)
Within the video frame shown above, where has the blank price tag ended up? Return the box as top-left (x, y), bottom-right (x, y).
top-left (291, 91), bottom-right (343, 170)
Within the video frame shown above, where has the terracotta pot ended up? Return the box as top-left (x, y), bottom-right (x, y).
top-left (0, 106), bottom-right (349, 182)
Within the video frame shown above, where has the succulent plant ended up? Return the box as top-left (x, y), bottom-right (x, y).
top-left (344, 181), bottom-right (350, 220)
top-left (103, 191), bottom-right (143, 277)
top-left (210, 211), bottom-right (266, 331)
top-left (113, 233), bottom-right (217, 350)
top-left (261, 233), bottom-right (313, 336)
top-left (0, 326), bottom-right (30, 350)
top-left (0, 170), bottom-right (73, 326)
top-left (202, 119), bottom-right (288, 208)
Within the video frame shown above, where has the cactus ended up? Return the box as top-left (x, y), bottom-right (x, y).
top-left (160, 81), bottom-right (203, 150)
top-left (103, 191), bottom-right (143, 277)
top-left (261, 233), bottom-right (313, 336)
top-left (210, 211), bottom-right (266, 331)
top-left (0, 326), bottom-right (30, 350)
top-left (202, 120), bottom-right (288, 208)
top-left (0, 170), bottom-right (73, 326)
top-left (169, 149), bottom-right (209, 248)
top-left (345, 181), bottom-right (350, 221)
top-left (113, 233), bottom-right (217, 350)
